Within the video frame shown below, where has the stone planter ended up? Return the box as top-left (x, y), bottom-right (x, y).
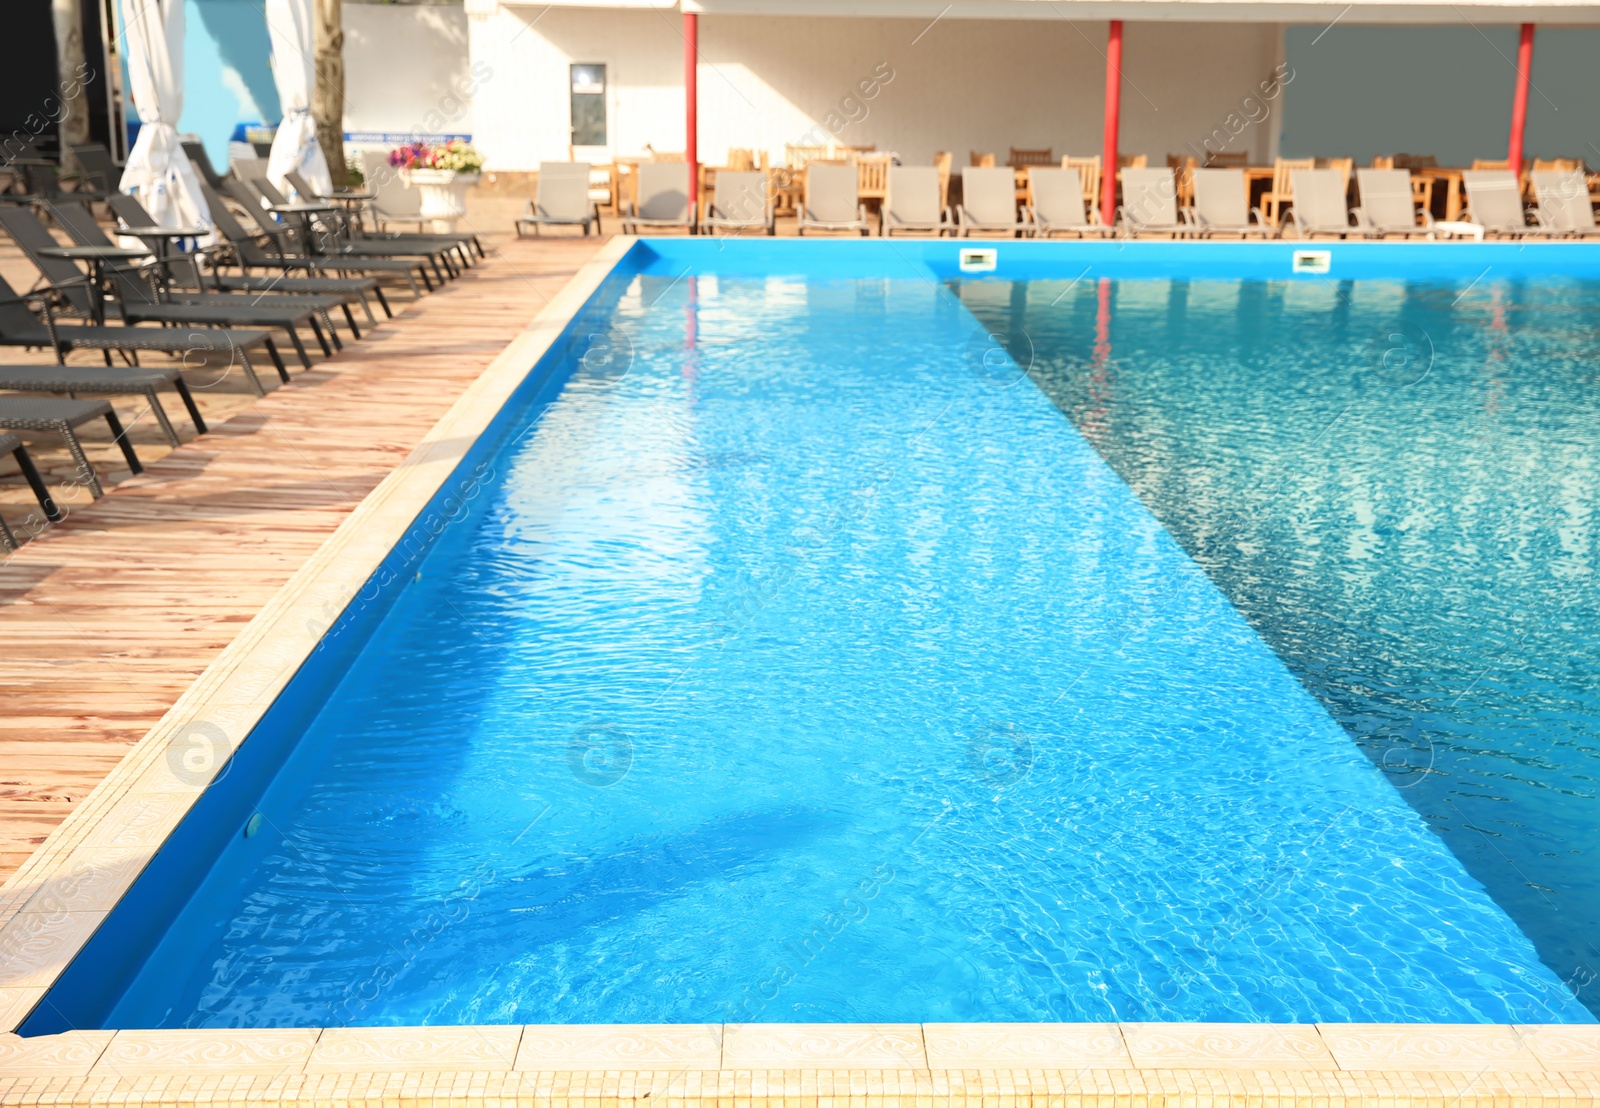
top-left (403, 168), bottom-right (480, 232)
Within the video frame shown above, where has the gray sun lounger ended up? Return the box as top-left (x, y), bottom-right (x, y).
top-left (1118, 168), bottom-right (1190, 237)
top-left (701, 171), bottom-right (774, 235)
top-left (286, 169), bottom-right (484, 261)
top-left (517, 163), bottom-right (602, 237)
top-left (1353, 169), bottom-right (1434, 238)
top-left (0, 363), bottom-right (203, 447)
top-left (0, 395), bottom-right (141, 500)
top-left (622, 163), bottom-right (695, 234)
top-left (0, 272), bottom-right (280, 394)
top-left (0, 429), bottom-right (60, 547)
top-left (1461, 171), bottom-right (1551, 238)
top-left (1027, 167), bottom-right (1112, 238)
top-left (1531, 171), bottom-right (1600, 239)
top-left (0, 204), bottom-right (333, 370)
top-left (68, 143), bottom-right (120, 194)
top-left (1288, 169), bottom-right (1360, 238)
top-left (1190, 168), bottom-right (1275, 238)
top-left (881, 166), bottom-right (951, 236)
top-left (108, 191), bottom-right (382, 325)
top-left (958, 166), bottom-right (1029, 237)
top-left (798, 163), bottom-right (870, 236)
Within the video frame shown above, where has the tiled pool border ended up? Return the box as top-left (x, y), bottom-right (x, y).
top-left (2, 237), bottom-right (1597, 1104)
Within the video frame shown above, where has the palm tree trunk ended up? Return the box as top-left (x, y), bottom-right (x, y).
top-left (51, 0), bottom-right (90, 157)
top-left (313, 0), bottom-right (346, 185)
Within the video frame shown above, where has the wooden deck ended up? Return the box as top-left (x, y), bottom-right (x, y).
top-left (0, 230), bottom-right (608, 881)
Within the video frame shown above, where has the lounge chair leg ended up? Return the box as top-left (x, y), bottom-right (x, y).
top-left (286, 326), bottom-right (313, 368)
top-left (263, 339), bottom-right (291, 384)
top-left (103, 411), bottom-right (142, 475)
top-left (239, 350), bottom-right (268, 395)
top-left (144, 388), bottom-right (181, 447)
top-left (102, 348), bottom-right (113, 366)
top-left (308, 317), bottom-right (334, 358)
top-left (356, 293), bottom-right (377, 326)
top-left (59, 424), bottom-right (103, 498)
top-left (173, 377), bottom-right (208, 435)
top-left (373, 286), bottom-right (393, 317)
top-left (341, 302), bottom-right (362, 339)
top-left (0, 514), bottom-right (13, 552)
top-left (12, 444), bottom-right (61, 522)
top-left (417, 266), bottom-right (433, 293)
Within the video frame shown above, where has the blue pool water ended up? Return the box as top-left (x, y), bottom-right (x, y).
top-left (39, 245), bottom-right (1598, 1029)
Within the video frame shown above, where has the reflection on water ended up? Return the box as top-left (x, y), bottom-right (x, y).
top-left (960, 275), bottom-right (1600, 1014)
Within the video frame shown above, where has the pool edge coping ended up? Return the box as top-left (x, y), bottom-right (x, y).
top-left (2, 236), bottom-right (1598, 1101)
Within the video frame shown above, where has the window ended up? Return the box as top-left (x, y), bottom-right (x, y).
top-left (570, 64), bottom-right (607, 147)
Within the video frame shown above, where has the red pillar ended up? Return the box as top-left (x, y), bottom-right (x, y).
top-left (1506, 23), bottom-right (1534, 175)
top-left (1100, 20), bottom-right (1123, 228)
top-left (685, 11), bottom-right (699, 218)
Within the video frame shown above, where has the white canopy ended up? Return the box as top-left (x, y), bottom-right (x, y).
top-left (265, 0), bottom-right (334, 197)
top-left (118, 0), bottom-right (211, 232)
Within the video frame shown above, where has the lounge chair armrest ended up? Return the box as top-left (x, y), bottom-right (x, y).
top-left (1418, 210), bottom-right (1435, 229)
top-left (1251, 206), bottom-right (1270, 228)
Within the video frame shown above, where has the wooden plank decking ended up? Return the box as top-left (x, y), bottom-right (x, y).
top-left (0, 233), bottom-right (608, 881)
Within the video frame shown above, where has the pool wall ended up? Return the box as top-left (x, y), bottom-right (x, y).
top-left (2, 238), bottom-right (1599, 1104)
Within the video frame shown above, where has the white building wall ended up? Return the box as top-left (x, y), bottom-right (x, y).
top-left (345, 3), bottom-right (477, 143)
top-left (468, 6), bottom-right (1285, 171)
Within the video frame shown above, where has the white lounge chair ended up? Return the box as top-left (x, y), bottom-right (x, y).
top-left (701, 171), bottom-right (773, 235)
top-left (1461, 170), bottom-right (1551, 238)
top-left (1117, 168), bottom-right (1189, 237)
top-left (881, 166), bottom-right (952, 236)
top-left (1353, 169), bottom-right (1434, 238)
top-left (1531, 171), bottom-right (1600, 239)
top-left (798, 163), bottom-right (870, 235)
top-left (1189, 169), bottom-right (1274, 238)
top-left (1288, 169), bottom-right (1359, 238)
top-left (622, 163), bottom-right (695, 234)
top-left (1026, 167), bottom-right (1112, 238)
top-left (958, 166), bottom-right (1029, 237)
top-left (517, 162), bottom-right (601, 237)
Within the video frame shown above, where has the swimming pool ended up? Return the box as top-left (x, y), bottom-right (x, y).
top-left (23, 241), bottom-right (1600, 1032)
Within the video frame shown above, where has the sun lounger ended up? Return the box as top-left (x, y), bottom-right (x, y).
top-left (4, 204), bottom-right (335, 369)
top-left (1352, 169), bottom-right (1434, 238)
top-left (0, 429), bottom-right (60, 547)
top-left (68, 144), bottom-right (120, 194)
top-left (286, 170), bottom-right (484, 261)
top-left (880, 167), bottom-right (952, 236)
top-left (958, 167), bottom-right (1029, 237)
top-left (1531, 171), bottom-right (1600, 239)
top-left (0, 396), bottom-right (141, 500)
top-left (1189, 168), bottom-right (1275, 238)
top-left (0, 272), bottom-right (280, 395)
top-left (0, 363), bottom-right (204, 446)
top-left (109, 192), bottom-right (382, 324)
top-left (222, 177), bottom-right (443, 292)
top-left (1027, 167), bottom-right (1112, 238)
top-left (181, 141), bottom-right (229, 190)
top-left (1288, 169), bottom-right (1359, 238)
top-left (517, 163), bottom-right (603, 237)
top-left (622, 163), bottom-right (696, 234)
top-left (197, 178), bottom-right (415, 302)
top-left (798, 164), bottom-right (870, 236)
top-left (1117, 168), bottom-right (1190, 237)
top-left (1461, 171), bottom-right (1551, 238)
top-left (701, 171), bottom-right (775, 235)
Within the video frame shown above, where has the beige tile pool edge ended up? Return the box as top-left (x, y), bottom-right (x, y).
top-left (1, 238), bottom-right (1597, 1104)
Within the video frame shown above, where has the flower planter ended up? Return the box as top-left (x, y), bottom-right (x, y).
top-left (403, 168), bottom-right (481, 232)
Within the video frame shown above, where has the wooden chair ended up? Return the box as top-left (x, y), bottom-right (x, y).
top-left (1062, 155), bottom-right (1101, 216)
top-left (1008, 147), bottom-right (1054, 167)
top-left (857, 154), bottom-right (892, 201)
top-left (970, 151), bottom-right (996, 168)
top-left (1119, 153), bottom-right (1148, 169)
top-left (933, 151), bottom-right (953, 209)
top-left (836, 144), bottom-right (876, 157)
top-left (645, 146), bottom-right (686, 162)
top-left (1262, 157), bottom-right (1313, 225)
top-left (1204, 151), bottom-right (1248, 168)
top-left (787, 144), bottom-right (828, 169)
top-left (1393, 154), bottom-right (1438, 169)
top-left (1532, 157), bottom-right (1584, 175)
top-left (1167, 154), bottom-right (1198, 207)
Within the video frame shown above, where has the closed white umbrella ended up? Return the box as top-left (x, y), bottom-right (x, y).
top-left (265, 0), bottom-right (333, 197)
top-left (118, 0), bottom-right (210, 232)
